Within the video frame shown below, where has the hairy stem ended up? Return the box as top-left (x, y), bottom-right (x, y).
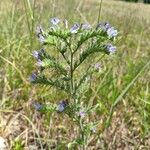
top-left (79, 118), bottom-right (85, 150)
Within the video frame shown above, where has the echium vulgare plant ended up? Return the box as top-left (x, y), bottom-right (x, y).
top-left (29, 17), bottom-right (118, 149)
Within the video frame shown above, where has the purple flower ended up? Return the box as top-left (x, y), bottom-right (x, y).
top-left (70, 23), bottom-right (80, 33)
top-left (81, 23), bottom-right (91, 30)
top-left (32, 49), bottom-right (45, 60)
top-left (32, 51), bottom-right (39, 59)
top-left (36, 25), bottom-right (44, 35)
top-left (107, 27), bottom-right (118, 38)
top-left (57, 100), bottom-right (68, 112)
top-left (94, 63), bottom-right (101, 71)
top-left (50, 17), bottom-right (60, 25)
top-left (106, 44), bottom-right (116, 54)
top-left (96, 22), bottom-right (110, 31)
top-left (104, 22), bottom-right (111, 30)
top-left (79, 111), bottom-right (86, 118)
top-left (29, 73), bottom-right (37, 82)
top-left (33, 102), bottom-right (43, 111)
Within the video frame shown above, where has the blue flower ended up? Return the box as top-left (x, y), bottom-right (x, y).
top-left (32, 49), bottom-right (45, 60)
top-left (107, 27), bottom-right (118, 38)
top-left (96, 22), bottom-right (111, 31)
top-left (50, 17), bottom-right (60, 25)
top-left (79, 111), bottom-right (86, 118)
top-left (106, 44), bottom-right (116, 54)
top-left (104, 22), bottom-right (111, 30)
top-left (81, 23), bottom-right (91, 30)
top-left (32, 51), bottom-right (39, 59)
top-left (33, 102), bottom-right (43, 111)
top-left (29, 73), bottom-right (37, 82)
top-left (70, 23), bottom-right (80, 33)
top-left (57, 100), bottom-right (68, 112)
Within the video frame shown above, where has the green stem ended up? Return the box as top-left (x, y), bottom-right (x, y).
top-left (70, 48), bottom-right (75, 102)
top-left (71, 54), bottom-right (73, 92)
top-left (79, 118), bottom-right (85, 150)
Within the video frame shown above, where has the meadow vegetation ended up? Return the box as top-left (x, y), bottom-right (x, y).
top-left (0, 0), bottom-right (150, 149)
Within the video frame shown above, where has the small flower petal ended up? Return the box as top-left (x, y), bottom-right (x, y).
top-left (29, 73), bottom-right (37, 82)
top-left (50, 17), bottom-right (60, 25)
top-left (32, 51), bottom-right (39, 59)
top-left (106, 44), bottom-right (116, 54)
top-left (104, 22), bottom-right (111, 30)
top-left (70, 23), bottom-right (80, 33)
top-left (33, 102), bottom-right (43, 111)
top-left (107, 27), bottom-right (118, 38)
top-left (57, 100), bottom-right (68, 112)
top-left (79, 111), bottom-right (86, 118)
top-left (32, 49), bottom-right (45, 60)
top-left (94, 63), bottom-right (101, 71)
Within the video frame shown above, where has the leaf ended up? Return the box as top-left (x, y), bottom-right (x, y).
top-left (41, 58), bottom-right (67, 75)
top-left (74, 29), bottom-right (107, 53)
top-left (74, 43), bottom-right (106, 70)
top-left (31, 75), bottom-right (70, 92)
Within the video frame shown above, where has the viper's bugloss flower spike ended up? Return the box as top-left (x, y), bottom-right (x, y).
top-left (107, 27), bottom-right (118, 38)
top-left (33, 102), bottom-right (43, 111)
top-left (57, 100), bottom-right (68, 112)
top-left (50, 17), bottom-right (60, 25)
top-left (29, 73), bottom-right (37, 82)
top-left (70, 23), bottom-right (80, 33)
top-left (81, 23), bottom-right (91, 30)
top-left (106, 44), bottom-right (116, 54)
